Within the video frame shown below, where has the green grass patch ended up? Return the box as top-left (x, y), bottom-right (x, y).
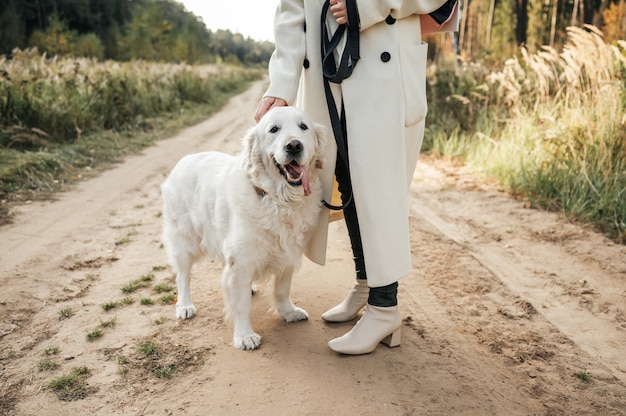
top-left (153, 283), bottom-right (174, 294)
top-left (575, 370), bottom-right (591, 382)
top-left (47, 366), bottom-right (94, 401)
top-left (43, 345), bottom-right (60, 356)
top-left (160, 294), bottom-right (177, 305)
top-left (38, 359), bottom-right (59, 371)
top-left (86, 328), bottom-right (104, 342)
top-left (99, 317), bottom-right (117, 328)
top-left (140, 298), bottom-right (153, 306)
top-left (102, 301), bottom-right (119, 311)
top-left (58, 307), bottom-right (73, 320)
top-left (139, 340), bottom-right (160, 356)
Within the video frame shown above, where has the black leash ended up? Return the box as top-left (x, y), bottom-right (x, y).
top-left (320, 0), bottom-right (360, 211)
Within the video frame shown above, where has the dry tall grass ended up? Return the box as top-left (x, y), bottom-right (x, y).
top-left (425, 26), bottom-right (626, 242)
top-left (0, 49), bottom-right (262, 216)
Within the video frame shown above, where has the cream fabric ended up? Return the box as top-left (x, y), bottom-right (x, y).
top-left (265, 0), bottom-right (449, 287)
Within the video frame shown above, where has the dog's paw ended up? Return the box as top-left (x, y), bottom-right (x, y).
top-left (281, 306), bottom-right (309, 323)
top-left (233, 333), bottom-right (262, 350)
top-left (176, 304), bottom-right (197, 320)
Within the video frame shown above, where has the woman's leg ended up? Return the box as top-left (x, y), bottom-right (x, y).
top-left (321, 157), bottom-right (369, 322)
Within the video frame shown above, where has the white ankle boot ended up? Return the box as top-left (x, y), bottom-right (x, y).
top-left (327, 304), bottom-right (401, 355)
top-left (321, 280), bottom-right (369, 322)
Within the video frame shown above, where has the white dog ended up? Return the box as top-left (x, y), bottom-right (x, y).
top-left (161, 106), bottom-right (327, 350)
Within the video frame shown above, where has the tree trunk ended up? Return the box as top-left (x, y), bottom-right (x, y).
top-left (486, 0), bottom-right (496, 49)
top-left (515, 0), bottom-right (528, 46)
top-left (550, 0), bottom-right (558, 47)
top-left (571, 0), bottom-right (580, 26)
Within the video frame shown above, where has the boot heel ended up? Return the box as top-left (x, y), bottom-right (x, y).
top-left (381, 328), bottom-right (401, 348)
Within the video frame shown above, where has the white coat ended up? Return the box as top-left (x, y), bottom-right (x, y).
top-left (264, 0), bottom-right (451, 287)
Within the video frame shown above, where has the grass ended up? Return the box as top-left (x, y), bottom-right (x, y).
top-left (153, 283), bottom-right (174, 294)
top-left (139, 340), bottom-right (160, 356)
top-left (99, 317), bottom-right (117, 328)
top-left (86, 328), bottom-right (104, 342)
top-left (130, 338), bottom-right (208, 380)
top-left (43, 345), bottom-right (60, 356)
top-left (38, 359), bottom-right (59, 371)
top-left (0, 50), bottom-right (263, 222)
top-left (574, 370), bottom-right (591, 382)
top-left (58, 307), bottom-right (73, 320)
top-left (140, 297), bottom-right (153, 305)
top-left (102, 301), bottom-right (119, 311)
top-left (160, 294), bottom-right (177, 305)
top-left (424, 26), bottom-right (626, 243)
top-left (47, 366), bottom-right (94, 401)
top-left (121, 274), bottom-right (154, 293)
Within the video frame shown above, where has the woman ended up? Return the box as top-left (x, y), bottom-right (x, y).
top-left (255, 0), bottom-right (458, 355)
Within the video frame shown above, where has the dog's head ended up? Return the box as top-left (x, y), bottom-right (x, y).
top-left (244, 106), bottom-right (327, 199)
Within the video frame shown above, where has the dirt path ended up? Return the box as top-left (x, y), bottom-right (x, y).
top-left (1, 80), bottom-right (625, 416)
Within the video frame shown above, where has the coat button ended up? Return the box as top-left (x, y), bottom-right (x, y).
top-left (303, 58), bottom-right (310, 69)
top-left (380, 52), bottom-right (391, 62)
top-left (385, 15), bottom-right (396, 24)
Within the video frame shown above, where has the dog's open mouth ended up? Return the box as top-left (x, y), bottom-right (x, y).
top-left (275, 159), bottom-right (311, 196)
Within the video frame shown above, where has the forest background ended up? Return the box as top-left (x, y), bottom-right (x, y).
top-left (0, 0), bottom-right (625, 243)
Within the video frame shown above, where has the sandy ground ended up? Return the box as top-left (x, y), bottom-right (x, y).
top-left (1, 80), bottom-right (625, 416)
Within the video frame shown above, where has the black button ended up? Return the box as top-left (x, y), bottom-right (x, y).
top-left (303, 58), bottom-right (310, 68)
top-left (385, 15), bottom-right (396, 24)
top-left (303, 22), bottom-right (307, 32)
top-left (380, 52), bottom-right (391, 62)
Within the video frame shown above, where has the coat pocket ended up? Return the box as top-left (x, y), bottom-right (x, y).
top-left (399, 42), bottom-right (428, 127)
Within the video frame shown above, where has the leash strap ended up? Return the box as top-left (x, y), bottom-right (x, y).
top-left (320, 0), bottom-right (360, 211)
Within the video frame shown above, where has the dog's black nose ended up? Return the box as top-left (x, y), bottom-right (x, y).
top-left (285, 140), bottom-right (303, 155)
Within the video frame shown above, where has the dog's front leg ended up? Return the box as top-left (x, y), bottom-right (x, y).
top-left (174, 253), bottom-right (196, 320)
top-left (274, 268), bottom-right (309, 322)
top-left (221, 261), bottom-right (261, 350)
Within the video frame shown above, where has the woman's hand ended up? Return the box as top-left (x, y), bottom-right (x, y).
top-left (254, 96), bottom-right (288, 123)
top-left (330, 0), bottom-right (347, 25)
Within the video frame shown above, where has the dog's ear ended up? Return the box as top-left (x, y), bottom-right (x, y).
top-left (242, 124), bottom-right (261, 174)
top-left (312, 121), bottom-right (327, 169)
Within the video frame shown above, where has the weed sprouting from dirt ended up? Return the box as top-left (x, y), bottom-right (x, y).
top-left (47, 366), bottom-right (95, 401)
top-left (121, 273), bottom-right (154, 293)
top-left (153, 283), bottom-right (174, 293)
top-left (38, 359), bottom-right (59, 371)
top-left (86, 328), bottom-right (104, 342)
top-left (118, 338), bottom-right (210, 381)
top-left (99, 317), bottom-right (117, 328)
top-left (575, 370), bottom-right (591, 382)
top-left (102, 301), bottom-right (119, 311)
top-left (140, 298), bottom-right (153, 305)
top-left (159, 294), bottom-right (177, 304)
top-left (58, 307), bottom-right (73, 320)
top-left (43, 345), bottom-right (60, 356)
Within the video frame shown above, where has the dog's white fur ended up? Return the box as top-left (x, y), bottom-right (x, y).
top-left (161, 107), bottom-right (326, 350)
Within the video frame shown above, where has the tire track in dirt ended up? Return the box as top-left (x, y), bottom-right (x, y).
top-left (409, 159), bottom-right (626, 386)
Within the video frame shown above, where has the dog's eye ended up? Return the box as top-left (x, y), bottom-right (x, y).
top-left (299, 123), bottom-right (308, 131)
top-left (269, 125), bottom-right (279, 134)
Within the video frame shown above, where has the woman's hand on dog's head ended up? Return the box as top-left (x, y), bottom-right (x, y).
top-left (255, 97), bottom-right (288, 123)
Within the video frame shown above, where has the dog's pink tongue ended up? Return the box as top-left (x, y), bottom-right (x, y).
top-left (300, 166), bottom-right (311, 196)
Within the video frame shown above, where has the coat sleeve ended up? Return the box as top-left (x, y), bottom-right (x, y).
top-left (356, 0), bottom-right (450, 30)
top-left (264, 0), bottom-right (307, 105)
